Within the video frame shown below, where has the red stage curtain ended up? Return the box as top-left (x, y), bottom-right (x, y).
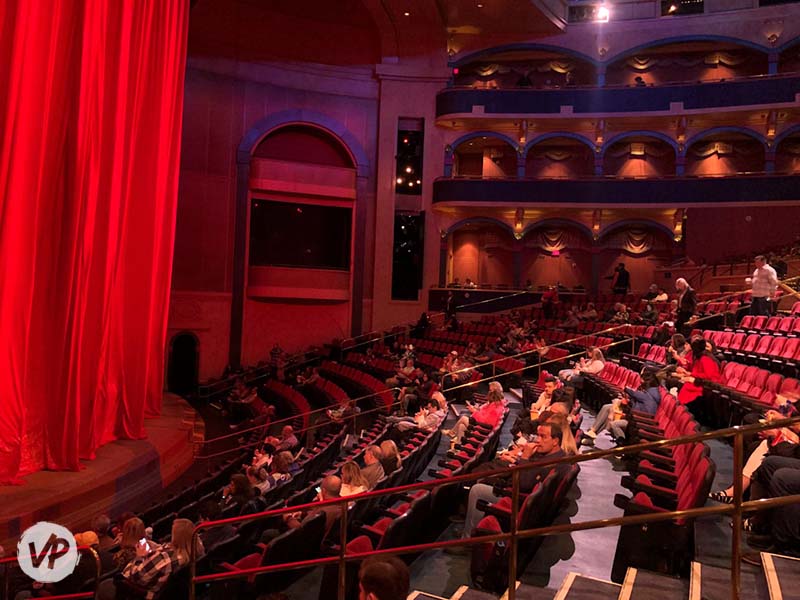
top-left (0, 1), bottom-right (188, 483)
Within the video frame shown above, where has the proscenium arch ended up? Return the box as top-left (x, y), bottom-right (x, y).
top-left (683, 126), bottom-right (768, 156)
top-left (600, 131), bottom-right (679, 161)
top-left (446, 217), bottom-right (517, 238)
top-left (523, 132), bottom-right (596, 160)
top-left (603, 35), bottom-right (770, 68)
top-left (237, 109), bottom-right (370, 177)
top-left (451, 42), bottom-right (600, 69)
top-left (521, 218), bottom-right (594, 242)
top-left (230, 110), bottom-right (371, 367)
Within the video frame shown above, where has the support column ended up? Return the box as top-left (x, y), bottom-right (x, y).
top-left (765, 150), bottom-right (776, 173)
top-left (351, 175), bottom-right (370, 336)
top-left (597, 64), bottom-right (606, 87)
top-left (594, 153), bottom-right (603, 177)
top-left (676, 155), bottom-right (686, 176)
top-left (769, 52), bottom-right (779, 75)
top-left (516, 151), bottom-right (526, 178)
top-left (513, 240), bottom-right (523, 289)
top-left (438, 234), bottom-right (448, 287)
top-left (444, 146), bottom-right (454, 177)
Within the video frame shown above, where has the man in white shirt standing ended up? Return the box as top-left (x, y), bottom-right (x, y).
top-left (746, 254), bottom-right (778, 316)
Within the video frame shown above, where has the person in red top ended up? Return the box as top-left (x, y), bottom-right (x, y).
top-left (677, 337), bottom-right (721, 421)
top-left (443, 389), bottom-right (505, 445)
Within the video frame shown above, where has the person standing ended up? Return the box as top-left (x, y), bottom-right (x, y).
top-left (611, 263), bottom-right (631, 295)
top-left (675, 278), bottom-right (697, 336)
top-left (747, 254), bottom-right (778, 317)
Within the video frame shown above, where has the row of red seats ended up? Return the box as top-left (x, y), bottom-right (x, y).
top-left (701, 329), bottom-right (800, 372)
top-left (540, 329), bottom-right (614, 350)
top-left (633, 342), bottom-right (667, 365)
top-left (714, 361), bottom-right (799, 408)
top-left (319, 360), bottom-right (394, 409)
top-left (413, 338), bottom-right (467, 357)
top-left (426, 329), bottom-right (496, 346)
top-left (263, 379), bottom-right (312, 429)
top-left (312, 377), bottom-right (349, 405)
top-left (733, 314), bottom-right (800, 336)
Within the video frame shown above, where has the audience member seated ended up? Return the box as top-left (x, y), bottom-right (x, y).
top-left (577, 303), bottom-right (598, 321)
top-left (606, 368), bottom-right (663, 445)
top-left (340, 461), bottom-right (370, 497)
top-left (560, 310), bottom-right (579, 331)
top-left (464, 278), bottom-right (477, 289)
top-left (610, 303), bottom-right (630, 323)
top-left (113, 517), bottom-right (147, 570)
top-left (222, 473), bottom-right (259, 515)
top-left (361, 446), bottom-right (386, 489)
top-left (656, 333), bottom-right (689, 384)
top-left (246, 450), bottom-right (293, 494)
top-left (639, 303), bottom-right (658, 324)
top-left (358, 555), bottom-right (410, 600)
top-left (264, 425), bottom-right (299, 453)
top-left (654, 288), bottom-right (669, 302)
top-left (709, 396), bottom-right (800, 504)
top-left (284, 475), bottom-right (343, 538)
top-left (386, 397), bottom-right (446, 437)
top-left (443, 388), bottom-right (505, 446)
top-left (379, 440), bottom-right (402, 474)
top-left (558, 347), bottom-right (605, 385)
top-left (643, 284), bottom-right (660, 301)
top-left (92, 514), bottom-right (116, 552)
top-left (385, 358), bottom-right (418, 388)
top-left (457, 423), bottom-right (566, 546)
top-left (528, 376), bottom-right (559, 417)
top-left (676, 337), bottom-right (722, 421)
top-left (122, 519), bottom-right (203, 599)
top-left (197, 501), bottom-right (236, 549)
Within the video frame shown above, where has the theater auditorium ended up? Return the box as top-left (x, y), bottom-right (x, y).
top-left (4, 0), bottom-right (800, 598)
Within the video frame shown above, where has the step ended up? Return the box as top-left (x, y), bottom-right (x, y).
top-left (618, 567), bottom-right (688, 600)
top-left (512, 583), bottom-right (557, 600)
top-left (452, 586), bottom-right (498, 600)
top-left (553, 572), bottom-right (621, 600)
top-left (762, 552), bottom-right (800, 600)
top-left (690, 561), bottom-right (770, 600)
top-left (408, 592), bottom-right (449, 600)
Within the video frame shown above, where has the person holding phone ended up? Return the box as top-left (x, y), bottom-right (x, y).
top-left (283, 475), bottom-right (343, 539)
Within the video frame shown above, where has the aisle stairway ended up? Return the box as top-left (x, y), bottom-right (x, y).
top-left (413, 551), bottom-right (800, 600)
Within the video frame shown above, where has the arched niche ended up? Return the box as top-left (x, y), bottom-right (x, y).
top-left (778, 37), bottom-right (800, 73)
top-left (520, 222), bottom-right (594, 290)
top-left (525, 135), bottom-right (595, 178)
top-left (447, 221), bottom-right (516, 287)
top-left (605, 39), bottom-right (769, 86)
top-left (775, 129), bottom-right (800, 174)
top-left (253, 124), bottom-right (356, 168)
top-left (453, 46), bottom-right (597, 89)
top-left (602, 134), bottom-right (677, 178)
top-left (595, 222), bottom-right (677, 293)
top-left (452, 135), bottom-right (518, 178)
top-left (684, 129), bottom-right (766, 176)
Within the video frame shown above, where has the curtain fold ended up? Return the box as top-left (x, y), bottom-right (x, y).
top-left (0, 0), bottom-right (188, 483)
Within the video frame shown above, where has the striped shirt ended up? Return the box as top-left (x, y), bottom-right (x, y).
top-left (751, 264), bottom-right (778, 299)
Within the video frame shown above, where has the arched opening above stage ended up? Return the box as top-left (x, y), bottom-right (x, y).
top-left (168, 332), bottom-right (199, 396)
top-left (525, 135), bottom-right (595, 178)
top-left (452, 135), bottom-right (518, 178)
top-left (604, 38), bottom-right (769, 87)
top-left (602, 134), bottom-right (677, 178)
top-left (684, 129), bottom-right (766, 176)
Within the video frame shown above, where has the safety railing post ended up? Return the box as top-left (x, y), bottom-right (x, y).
top-left (508, 469), bottom-right (520, 600)
top-left (89, 547), bottom-right (101, 600)
top-left (338, 498), bottom-right (349, 600)
top-left (189, 531), bottom-right (198, 600)
top-left (731, 430), bottom-right (744, 600)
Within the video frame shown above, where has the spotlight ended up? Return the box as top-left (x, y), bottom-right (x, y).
top-left (403, 137), bottom-right (409, 144)
top-left (405, 166), bottom-right (412, 173)
top-left (408, 181), bottom-right (414, 187)
top-left (396, 177), bottom-right (404, 184)
top-left (416, 179), bottom-right (421, 184)
top-left (596, 5), bottom-right (609, 22)
top-left (667, 3), bottom-right (678, 13)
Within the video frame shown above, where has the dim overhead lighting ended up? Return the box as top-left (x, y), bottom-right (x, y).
top-left (596, 5), bottom-right (609, 22)
top-left (397, 177), bottom-right (404, 184)
top-left (403, 11), bottom-right (410, 16)
top-left (416, 179), bottom-right (421, 184)
top-left (477, 3), bottom-right (484, 7)
top-left (405, 166), bottom-right (413, 173)
top-left (403, 137), bottom-right (409, 144)
top-left (667, 3), bottom-right (678, 13)
top-left (408, 181), bottom-right (414, 187)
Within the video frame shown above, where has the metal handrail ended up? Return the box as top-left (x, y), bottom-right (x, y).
top-left (188, 416), bottom-right (800, 600)
top-left (1, 546), bottom-right (100, 600)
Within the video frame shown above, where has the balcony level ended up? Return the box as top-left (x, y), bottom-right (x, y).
top-left (436, 73), bottom-right (800, 118)
top-left (432, 172), bottom-right (800, 207)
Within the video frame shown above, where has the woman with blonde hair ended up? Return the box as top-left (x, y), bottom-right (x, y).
top-left (547, 413), bottom-right (578, 456)
top-left (113, 516), bottom-right (145, 570)
top-left (340, 461), bottom-right (370, 497)
top-left (379, 440), bottom-right (402, 474)
top-left (123, 518), bottom-right (204, 597)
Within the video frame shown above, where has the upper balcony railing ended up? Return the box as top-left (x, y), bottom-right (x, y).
top-left (433, 171), bottom-right (800, 206)
top-left (436, 71), bottom-right (800, 117)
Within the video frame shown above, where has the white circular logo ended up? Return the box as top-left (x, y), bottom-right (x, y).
top-left (17, 522), bottom-right (79, 583)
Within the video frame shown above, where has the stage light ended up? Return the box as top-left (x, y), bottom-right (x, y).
top-left (596, 5), bottom-right (609, 22)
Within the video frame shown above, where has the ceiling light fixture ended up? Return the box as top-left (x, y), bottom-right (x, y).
top-left (403, 11), bottom-right (410, 17)
top-left (667, 3), bottom-right (678, 13)
top-left (595, 5), bottom-right (610, 22)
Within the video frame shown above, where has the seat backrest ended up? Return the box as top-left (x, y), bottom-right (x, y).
top-left (742, 334), bottom-right (759, 352)
top-left (768, 337), bottom-right (787, 356)
top-left (730, 333), bottom-right (746, 350)
top-left (779, 317), bottom-right (795, 334)
top-left (754, 336), bottom-right (773, 354)
top-left (765, 316), bottom-right (782, 331)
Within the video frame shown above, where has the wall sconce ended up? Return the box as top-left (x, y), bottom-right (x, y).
top-left (763, 19), bottom-right (784, 47)
top-left (596, 33), bottom-right (609, 58)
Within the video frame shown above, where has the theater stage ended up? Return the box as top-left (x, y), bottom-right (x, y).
top-left (0, 393), bottom-right (202, 548)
